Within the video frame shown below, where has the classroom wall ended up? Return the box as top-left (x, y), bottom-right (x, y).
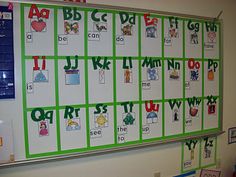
top-left (0, 0), bottom-right (236, 176)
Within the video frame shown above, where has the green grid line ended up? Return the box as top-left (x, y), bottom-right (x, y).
top-left (138, 15), bottom-right (143, 142)
top-left (183, 20), bottom-right (186, 134)
top-left (112, 12), bottom-right (118, 144)
top-left (202, 21), bottom-right (205, 131)
top-left (161, 17), bottom-right (165, 137)
top-left (20, 4), bottom-right (30, 158)
top-left (84, 10), bottom-right (90, 148)
top-left (54, 7), bottom-right (61, 152)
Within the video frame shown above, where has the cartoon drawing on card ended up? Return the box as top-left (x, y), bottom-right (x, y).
top-left (65, 118), bottom-right (81, 131)
top-left (207, 59), bottom-right (218, 81)
top-left (93, 104), bottom-right (109, 128)
top-left (188, 58), bottom-right (200, 81)
top-left (188, 20), bottom-right (200, 45)
top-left (99, 69), bottom-right (105, 84)
top-left (208, 69), bottom-right (214, 81)
top-left (123, 112), bottom-right (135, 125)
top-left (185, 140), bottom-right (198, 161)
top-left (173, 108), bottom-right (180, 122)
top-left (145, 100), bottom-right (159, 124)
top-left (208, 104), bottom-right (216, 115)
top-left (124, 69), bottom-right (133, 83)
top-left (28, 4), bottom-right (50, 32)
top-left (147, 68), bottom-right (159, 81)
top-left (203, 137), bottom-right (214, 158)
top-left (168, 59), bottom-right (180, 81)
top-left (38, 120), bottom-right (49, 137)
top-left (187, 97), bottom-right (201, 118)
top-left (168, 17), bottom-right (179, 38)
top-left (32, 56), bottom-right (49, 83)
top-left (65, 70), bottom-right (80, 85)
top-left (190, 31), bottom-right (198, 44)
top-left (94, 113), bottom-right (109, 128)
top-left (94, 22), bottom-right (107, 32)
top-left (64, 106), bottom-right (81, 131)
top-left (169, 69), bottom-right (180, 80)
top-left (143, 13), bottom-right (158, 38)
top-left (169, 99), bottom-right (182, 122)
top-left (64, 21), bottom-right (79, 35)
top-left (30, 18), bottom-right (47, 32)
top-left (207, 31), bottom-right (216, 43)
top-left (146, 26), bottom-right (157, 38)
top-left (207, 95), bottom-right (217, 115)
top-left (64, 56), bottom-right (80, 85)
top-left (121, 24), bottom-right (133, 36)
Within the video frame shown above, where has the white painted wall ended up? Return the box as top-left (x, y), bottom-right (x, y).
top-left (0, 0), bottom-right (236, 176)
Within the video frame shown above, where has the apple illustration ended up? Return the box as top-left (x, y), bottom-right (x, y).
top-left (190, 107), bottom-right (198, 117)
top-left (31, 19), bottom-right (46, 32)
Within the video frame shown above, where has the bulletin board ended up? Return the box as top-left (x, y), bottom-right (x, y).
top-left (0, 5), bottom-right (15, 99)
top-left (1, 0), bottom-right (223, 165)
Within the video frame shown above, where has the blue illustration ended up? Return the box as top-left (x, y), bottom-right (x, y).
top-left (190, 70), bottom-right (199, 81)
top-left (147, 68), bottom-right (158, 80)
top-left (34, 71), bottom-right (47, 82)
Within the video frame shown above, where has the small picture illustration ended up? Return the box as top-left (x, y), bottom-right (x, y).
top-left (38, 120), bottom-right (49, 137)
top-left (208, 104), bottom-right (216, 115)
top-left (169, 69), bottom-right (180, 80)
top-left (121, 24), bottom-right (133, 36)
top-left (169, 26), bottom-right (179, 38)
top-left (146, 111), bottom-right (158, 124)
top-left (123, 112), bottom-right (135, 126)
top-left (172, 108), bottom-right (180, 122)
top-left (189, 106), bottom-right (199, 117)
top-left (190, 31), bottom-right (198, 44)
top-left (190, 69), bottom-right (199, 81)
top-left (147, 68), bottom-right (159, 81)
top-left (146, 25), bottom-right (157, 38)
top-left (65, 69), bottom-right (80, 85)
top-left (31, 18), bottom-right (47, 32)
top-left (94, 113), bottom-right (109, 128)
top-left (207, 31), bottom-right (216, 43)
top-left (99, 69), bottom-right (105, 84)
top-left (64, 21), bottom-right (79, 35)
top-left (124, 69), bottom-right (133, 83)
top-left (208, 69), bottom-right (214, 81)
top-left (204, 146), bottom-right (212, 158)
top-left (65, 118), bottom-right (81, 131)
top-left (94, 22), bottom-right (107, 32)
top-left (33, 70), bottom-right (49, 83)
